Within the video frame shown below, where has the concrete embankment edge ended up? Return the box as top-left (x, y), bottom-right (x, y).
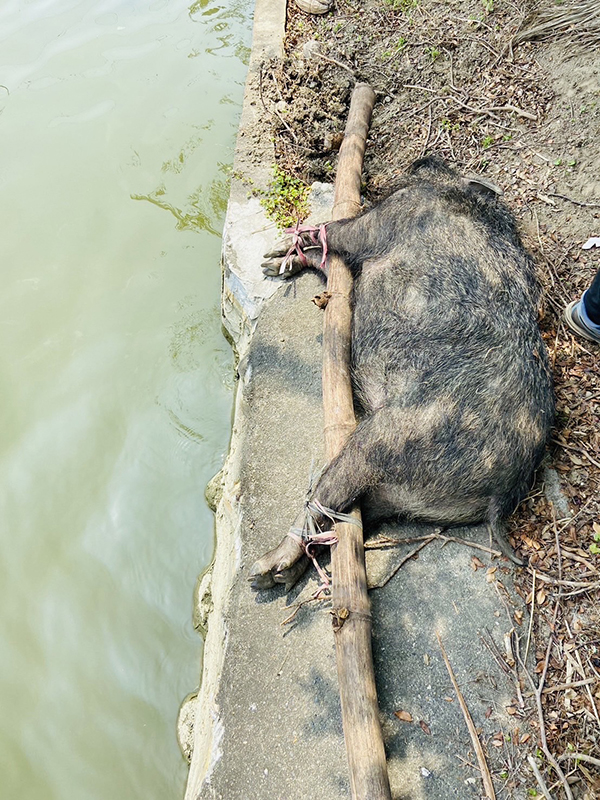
top-left (182, 0), bottom-right (286, 794)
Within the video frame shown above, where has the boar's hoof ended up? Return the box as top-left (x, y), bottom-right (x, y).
top-left (249, 535), bottom-right (309, 591)
top-left (295, 0), bottom-right (333, 13)
top-left (262, 257), bottom-right (304, 279)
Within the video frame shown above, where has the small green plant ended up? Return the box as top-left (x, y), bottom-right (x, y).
top-left (257, 165), bottom-right (310, 230)
top-left (568, 159), bottom-right (577, 166)
top-left (590, 530), bottom-right (600, 555)
top-left (482, 0), bottom-right (494, 12)
top-left (527, 790), bottom-right (538, 797)
top-left (554, 158), bottom-right (563, 166)
top-left (384, 0), bottom-right (418, 11)
top-left (503, 133), bottom-right (512, 141)
top-left (381, 49), bottom-right (392, 59)
top-left (428, 45), bottom-right (441, 61)
top-left (482, 134), bottom-right (494, 149)
top-left (441, 118), bottom-right (460, 133)
top-left (396, 36), bottom-right (408, 50)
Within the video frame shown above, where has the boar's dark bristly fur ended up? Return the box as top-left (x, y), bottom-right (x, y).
top-left (250, 156), bottom-right (554, 589)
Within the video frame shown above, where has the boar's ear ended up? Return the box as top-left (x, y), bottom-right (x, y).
top-left (461, 176), bottom-right (503, 197)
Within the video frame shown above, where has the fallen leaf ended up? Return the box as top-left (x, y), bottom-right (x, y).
top-left (536, 589), bottom-right (547, 606)
top-left (419, 720), bottom-right (431, 735)
top-left (394, 710), bottom-right (413, 723)
top-left (522, 535), bottom-right (541, 551)
top-left (471, 556), bottom-right (485, 570)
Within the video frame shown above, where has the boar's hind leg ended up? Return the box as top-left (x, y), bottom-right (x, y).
top-left (249, 419), bottom-right (380, 591)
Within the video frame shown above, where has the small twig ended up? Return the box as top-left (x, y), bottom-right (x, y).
top-left (437, 634), bottom-right (497, 800)
top-left (546, 192), bottom-right (600, 209)
top-left (518, 604), bottom-right (574, 800)
top-left (419, 104), bottom-right (433, 157)
top-left (560, 583), bottom-right (600, 598)
top-left (558, 752), bottom-right (600, 768)
top-left (560, 550), bottom-right (598, 574)
top-left (258, 64), bottom-right (298, 142)
top-left (552, 506), bottom-right (563, 587)
top-left (445, 127), bottom-right (456, 160)
top-left (487, 104), bottom-right (537, 120)
top-left (446, 49), bottom-right (458, 92)
top-left (402, 83), bottom-right (439, 94)
top-left (524, 568), bottom-right (536, 666)
top-left (464, 34), bottom-right (500, 58)
top-left (573, 647), bottom-right (600, 727)
top-left (281, 593), bottom-right (329, 626)
top-left (368, 539), bottom-right (433, 590)
top-left (451, 95), bottom-right (502, 121)
top-left (365, 532), bottom-right (502, 558)
top-left (481, 630), bottom-right (525, 709)
top-left (551, 438), bottom-right (600, 470)
top-left (316, 51), bottom-right (356, 77)
top-left (532, 570), bottom-right (600, 590)
top-left (527, 755), bottom-right (553, 800)
top-left (542, 677), bottom-right (596, 694)
top-left (480, 631), bottom-right (512, 677)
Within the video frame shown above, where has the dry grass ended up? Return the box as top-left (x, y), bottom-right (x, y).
top-left (514, 0), bottom-right (600, 47)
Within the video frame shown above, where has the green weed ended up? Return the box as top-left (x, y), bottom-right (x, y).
top-left (384, 0), bottom-right (419, 12)
top-left (257, 165), bottom-right (310, 230)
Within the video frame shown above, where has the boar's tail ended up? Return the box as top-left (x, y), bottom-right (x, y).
top-left (488, 495), bottom-right (526, 567)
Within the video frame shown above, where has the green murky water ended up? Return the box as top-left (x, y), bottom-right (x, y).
top-left (0, 1), bottom-right (251, 797)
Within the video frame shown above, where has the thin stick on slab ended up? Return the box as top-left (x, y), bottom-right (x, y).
top-left (324, 83), bottom-right (392, 800)
top-left (437, 633), bottom-right (497, 800)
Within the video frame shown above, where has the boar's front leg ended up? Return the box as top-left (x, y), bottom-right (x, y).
top-left (262, 226), bottom-right (328, 279)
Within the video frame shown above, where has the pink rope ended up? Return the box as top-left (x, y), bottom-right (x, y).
top-left (288, 525), bottom-right (337, 590)
top-left (280, 222), bottom-right (329, 274)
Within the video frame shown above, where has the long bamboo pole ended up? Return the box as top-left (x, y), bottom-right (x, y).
top-left (323, 83), bottom-right (392, 800)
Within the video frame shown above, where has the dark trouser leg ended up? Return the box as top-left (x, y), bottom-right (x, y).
top-left (583, 267), bottom-right (600, 324)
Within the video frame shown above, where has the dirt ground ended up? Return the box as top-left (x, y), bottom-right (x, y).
top-left (251, 1), bottom-right (600, 796)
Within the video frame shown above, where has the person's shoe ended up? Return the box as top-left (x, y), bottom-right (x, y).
top-left (564, 297), bottom-right (600, 344)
